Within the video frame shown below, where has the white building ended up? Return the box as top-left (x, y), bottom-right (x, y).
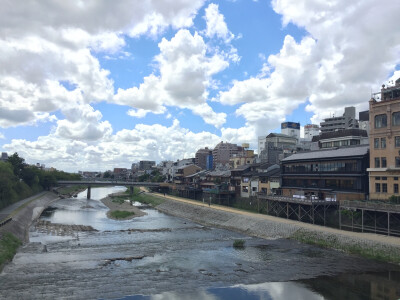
top-left (304, 124), bottom-right (319, 141)
top-left (281, 122), bottom-right (300, 141)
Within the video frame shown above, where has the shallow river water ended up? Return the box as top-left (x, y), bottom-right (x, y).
top-left (1, 187), bottom-right (400, 299)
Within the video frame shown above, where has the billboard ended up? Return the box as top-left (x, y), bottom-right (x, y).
top-left (281, 122), bottom-right (300, 130)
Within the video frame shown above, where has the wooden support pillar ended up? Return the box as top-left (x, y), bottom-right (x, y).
top-left (286, 203), bottom-right (289, 219)
top-left (324, 205), bottom-right (326, 226)
top-left (339, 207), bottom-right (341, 230)
top-left (298, 204), bottom-right (301, 221)
top-left (361, 209), bottom-right (364, 233)
top-left (312, 204), bottom-right (315, 225)
top-left (130, 186), bottom-right (134, 195)
top-left (388, 212), bottom-right (390, 236)
top-left (87, 186), bottom-right (91, 199)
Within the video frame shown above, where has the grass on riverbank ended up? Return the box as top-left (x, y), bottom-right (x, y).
top-left (57, 185), bottom-right (86, 195)
top-left (110, 210), bottom-right (135, 219)
top-left (112, 188), bottom-right (166, 207)
top-left (291, 230), bottom-right (400, 264)
top-left (233, 239), bottom-right (246, 248)
top-left (0, 233), bottom-right (22, 272)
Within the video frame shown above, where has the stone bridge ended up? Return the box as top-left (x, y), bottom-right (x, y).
top-left (57, 180), bottom-right (163, 199)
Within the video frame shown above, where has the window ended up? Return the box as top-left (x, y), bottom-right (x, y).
top-left (375, 183), bottom-right (381, 193)
top-left (382, 183), bottom-right (387, 193)
top-left (242, 186), bottom-right (249, 193)
top-left (375, 114), bottom-right (387, 128)
top-left (382, 177), bottom-right (387, 180)
top-left (333, 141), bottom-right (340, 147)
top-left (375, 157), bottom-right (380, 168)
top-left (381, 138), bottom-right (386, 149)
top-left (396, 137), bottom-right (400, 148)
top-left (375, 177), bottom-right (381, 180)
top-left (395, 184), bottom-right (399, 194)
top-left (381, 157), bottom-right (387, 168)
top-left (396, 157), bottom-right (400, 168)
top-left (393, 112), bottom-right (400, 126)
top-left (374, 138), bottom-right (379, 149)
top-left (395, 177), bottom-right (399, 180)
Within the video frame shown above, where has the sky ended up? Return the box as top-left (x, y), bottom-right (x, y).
top-left (1, 0), bottom-right (400, 172)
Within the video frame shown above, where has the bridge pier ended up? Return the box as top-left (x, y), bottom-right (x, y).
top-left (130, 186), bottom-right (134, 195)
top-left (87, 186), bottom-right (91, 199)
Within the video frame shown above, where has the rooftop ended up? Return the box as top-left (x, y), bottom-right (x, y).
top-left (281, 145), bottom-right (369, 162)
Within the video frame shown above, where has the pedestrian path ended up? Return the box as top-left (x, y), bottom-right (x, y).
top-left (151, 192), bottom-right (400, 247)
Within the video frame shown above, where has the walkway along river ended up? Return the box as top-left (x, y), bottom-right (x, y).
top-left (0, 186), bottom-right (400, 299)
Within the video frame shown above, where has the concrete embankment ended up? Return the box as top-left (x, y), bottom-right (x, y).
top-left (156, 199), bottom-right (400, 264)
top-left (0, 192), bottom-right (59, 243)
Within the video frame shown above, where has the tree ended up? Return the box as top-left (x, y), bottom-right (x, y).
top-left (0, 162), bottom-right (18, 209)
top-left (7, 152), bottom-right (25, 178)
top-left (42, 174), bottom-right (57, 190)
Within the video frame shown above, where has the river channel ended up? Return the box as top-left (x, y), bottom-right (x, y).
top-left (1, 186), bottom-right (400, 299)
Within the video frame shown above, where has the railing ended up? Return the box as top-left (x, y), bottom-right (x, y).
top-left (257, 193), bottom-right (338, 204)
top-left (341, 200), bottom-right (400, 213)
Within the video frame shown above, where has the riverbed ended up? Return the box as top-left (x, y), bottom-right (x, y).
top-left (0, 186), bottom-right (399, 299)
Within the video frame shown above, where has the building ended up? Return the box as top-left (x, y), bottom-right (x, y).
top-left (358, 110), bottom-right (369, 135)
top-left (195, 147), bottom-right (213, 170)
top-left (312, 129), bottom-right (369, 149)
top-left (1, 152), bottom-right (8, 162)
top-left (368, 78), bottom-right (400, 200)
top-left (304, 124), bottom-right (319, 141)
top-left (229, 150), bottom-right (256, 169)
top-left (320, 106), bottom-right (358, 133)
top-left (258, 164), bottom-right (281, 195)
top-left (281, 122), bottom-right (300, 141)
top-left (258, 133), bottom-right (298, 163)
top-left (173, 164), bottom-right (201, 184)
top-left (139, 160), bottom-right (156, 171)
top-left (212, 142), bottom-right (243, 168)
top-left (281, 145), bottom-right (369, 201)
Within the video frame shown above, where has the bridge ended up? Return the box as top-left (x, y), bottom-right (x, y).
top-left (57, 180), bottom-right (163, 199)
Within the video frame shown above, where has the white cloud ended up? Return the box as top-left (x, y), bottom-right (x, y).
top-left (114, 29), bottom-right (229, 128)
top-left (4, 119), bottom-right (221, 172)
top-left (0, 132), bottom-right (4, 139)
top-left (203, 3), bottom-right (234, 42)
top-left (0, 1), bottom-right (206, 128)
top-left (217, 0), bottom-right (400, 137)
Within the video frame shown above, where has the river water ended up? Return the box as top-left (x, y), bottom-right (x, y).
top-left (1, 187), bottom-right (400, 299)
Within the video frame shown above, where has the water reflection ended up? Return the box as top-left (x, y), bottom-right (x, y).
top-left (119, 282), bottom-right (324, 300)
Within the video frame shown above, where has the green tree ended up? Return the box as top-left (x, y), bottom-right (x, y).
top-left (41, 174), bottom-right (57, 190)
top-left (7, 152), bottom-right (25, 178)
top-left (0, 162), bottom-right (18, 209)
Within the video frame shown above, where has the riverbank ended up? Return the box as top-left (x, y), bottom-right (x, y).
top-left (101, 193), bottom-right (147, 220)
top-left (153, 194), bottom-right (400, 264)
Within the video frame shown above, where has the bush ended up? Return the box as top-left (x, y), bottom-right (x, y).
top-left (110, 210), bottom-right (135, 219)
top-left (233, 239), bottom-right (245, 248)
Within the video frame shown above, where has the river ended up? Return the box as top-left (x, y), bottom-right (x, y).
top-left (1, 186), bottom-right (399, 299)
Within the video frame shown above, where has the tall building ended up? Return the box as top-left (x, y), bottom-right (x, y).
top-left (139, 160), bottom-right (155, 171)
top-left (368, 78), bottom-right (400, 200)
top-left (212, 141), bottom-right (243, 168)
top-left (258, 133), bottom-right (298, 164)
top-left (195, 147), bottom-right (213, 170)
top-left (304, 124), bottom-right (319, 141)
top-left (358, 110), bottom-right (370, 135)
top-left (1, 152), bottom-right (8, 162)
top-left (320, 106), bottom-right (358, 133)
top-left (281, 122), bottom-right (300, 140)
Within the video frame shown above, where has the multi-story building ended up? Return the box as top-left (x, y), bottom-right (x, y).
top-left (139, 160), bottom-right (156, 171)
top-left (212, 142), bottom-right (243, 168)
top-left (195, 147), bottom-right (213, 170)
top-left (359, 110), bottom-right (370, 135)
top-left (258, 133), bottom-right (298, 163)
top-left (304, 124), bottom-right (320, 141)
top-left (281, 145), bottom-right (369, 201)
top-left (1, 152), bottom-right (8, 162)
top-left (312, 129), bottom-right (369, 149)
top-left (368, 78), bottom-right (400, 200)
top-left (281, 122), bottom-right (300, 141)
top-left (229, 150), bottom-right (255, 169)
top-left (320, 106), bottom-right (359, 133)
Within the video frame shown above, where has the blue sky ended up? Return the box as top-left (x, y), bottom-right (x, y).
top-left (0, 0), bottom-right (399, 171)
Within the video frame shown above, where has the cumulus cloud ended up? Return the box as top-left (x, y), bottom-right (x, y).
top-left (203, 3), bottom-right (234, 42)
top-left (114, 29), bottom-right (229, 128)
top-left (0, 1), bottom-right (206, 128)
top-left (217, 0), bottom-right (400, 136)
top-left (4, 120), bottom-right (221, 172)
